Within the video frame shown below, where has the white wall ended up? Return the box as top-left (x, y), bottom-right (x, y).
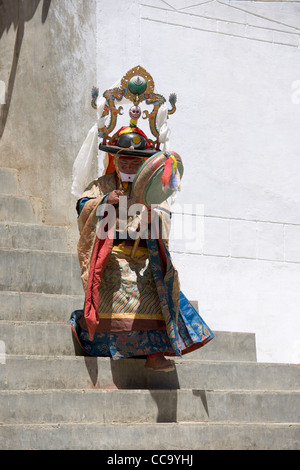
top-left (96, 0), bottom-right (300, 364)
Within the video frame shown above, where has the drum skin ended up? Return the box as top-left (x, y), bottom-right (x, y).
top-left (133, 151), bottom-right (183, 207)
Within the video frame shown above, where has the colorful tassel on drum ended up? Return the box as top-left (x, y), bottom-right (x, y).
top-left (161, 156), bottom-right (173, 188)
top-left (161, 154), bottom-right (181, 192)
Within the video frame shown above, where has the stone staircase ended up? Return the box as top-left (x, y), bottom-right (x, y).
top-left (0, 167), bottom-right (299, 450)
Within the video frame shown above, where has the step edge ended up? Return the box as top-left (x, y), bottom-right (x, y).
top-left (1, 388), bottom-right (299, 394)
top-left (3, 354), bottom-right (299, 368)
top-left (0, 421), bottom-right (299, 427)
top-left (0, 246), bottom-right (77, 256)
top-left (0, 221), bottom-right (69, 231)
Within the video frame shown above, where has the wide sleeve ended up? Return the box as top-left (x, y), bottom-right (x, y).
top-left (76, 181), bottom-right (109, 293)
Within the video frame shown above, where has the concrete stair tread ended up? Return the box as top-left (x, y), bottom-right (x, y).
top-left (0, 195), bottom-right (43, 224)
top-left (1, 419), bottom-right (298, 424)
top-left (0, 168), bottom-right (19, 196)
top-left (0, 421), bottom-right (299, 450)
top-left (1, 387), bottom-right (299, 393)
top-left (0, 291), bottom-right (84, 322)
top-left (1, 388), bottom-right (299, 426)
top-left (0, 222), bottom-right (69, 252)
top-left (0, 247), bottom-right (82, 295)
top-left (1, 354), bottom-right (299, 391)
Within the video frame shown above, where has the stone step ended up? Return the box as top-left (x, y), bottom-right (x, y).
top-left (0, 422), bottom-right (298, 450)
top-left (0, 195), bottom-right (43, 224)
top-left (0, 292), bottom-right (84, 322)
top-left (1, 355), bottom-right (299, 391)
top-left (0, 168), bottom-right (19, 196)
top-left (0, 389), bottom-right (298, 425)
top-left (0, 321), bottom-right (257, 362)
top-left (0, 222), bottom-right (69, 252)
top-left (0, 248), bottom-right (82, 295)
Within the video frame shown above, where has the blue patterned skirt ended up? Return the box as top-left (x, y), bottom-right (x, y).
top-left (69, 293), bottom-right (214, 360)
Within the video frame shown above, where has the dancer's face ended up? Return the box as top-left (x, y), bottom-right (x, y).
top-left (118, 157), bottom-right (144, 174)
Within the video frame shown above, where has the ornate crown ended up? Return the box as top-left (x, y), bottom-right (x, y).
top-left (92, 66), bottom-right (177, 156)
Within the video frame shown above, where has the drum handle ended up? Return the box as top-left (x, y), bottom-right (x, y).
top-left (130, 236), bottom-right (141, 259)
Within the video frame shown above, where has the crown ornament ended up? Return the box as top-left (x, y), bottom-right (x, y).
top-left (71, 66), bottom-right (182, 200)
top-left (92, 65), bottom-right (177, 152)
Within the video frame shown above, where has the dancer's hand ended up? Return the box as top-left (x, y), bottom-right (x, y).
top-left (107, 190), bottom-right (124, 204)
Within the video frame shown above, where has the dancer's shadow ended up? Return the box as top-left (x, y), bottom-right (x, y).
top-left (111, 357), bottom-right (180, 423)
top-left (70, 324), bottom-right (180, 421)
top-left (70, 328), bottom-right (99, 386)
top-left (0, 0), bottom-right (51, 137)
